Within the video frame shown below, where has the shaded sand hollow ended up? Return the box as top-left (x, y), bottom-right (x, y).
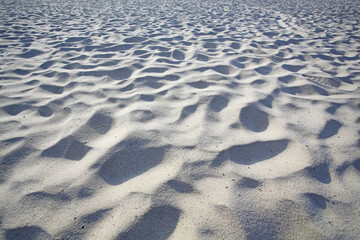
top-left (1, 0), bottom-right (360, 239)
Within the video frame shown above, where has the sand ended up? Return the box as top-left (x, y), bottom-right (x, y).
top-left (0, 0), bottom-right (360, 239)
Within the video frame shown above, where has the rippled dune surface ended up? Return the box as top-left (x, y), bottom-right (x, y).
top-left (1, 0), bottom-right (360, 239)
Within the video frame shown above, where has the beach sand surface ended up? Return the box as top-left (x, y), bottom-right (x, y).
top-left (0, 0), bottom-right (360, 239)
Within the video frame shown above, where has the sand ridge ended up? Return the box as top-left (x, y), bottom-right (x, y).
top-left (0, 0), bottom-right (360, 239)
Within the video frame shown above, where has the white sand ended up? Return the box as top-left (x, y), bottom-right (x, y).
top-left (1, 0), bottom-right (360, 239)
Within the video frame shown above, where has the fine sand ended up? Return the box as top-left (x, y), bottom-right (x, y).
top-left (1, 0), bottom-right (360, 239)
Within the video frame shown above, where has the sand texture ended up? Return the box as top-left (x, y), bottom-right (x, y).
top-left (1, 0), bottom-right (360, 239)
